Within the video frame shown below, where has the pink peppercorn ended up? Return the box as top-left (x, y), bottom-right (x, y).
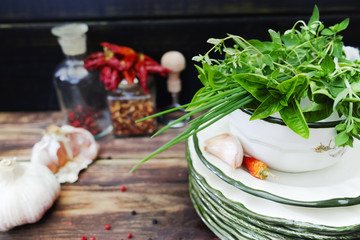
top-left (89, 237), bottom-right (96, 240)
top-left (105, 224), bottom-right (111, 230)
top-left (81, 236), bottom-right (87, 240)
top-left (120, 186), bottom-right (126, 192)
top-left (127, 233), bottom-right (132, 238)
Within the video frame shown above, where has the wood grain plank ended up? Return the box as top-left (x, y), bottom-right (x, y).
top-left (0, 112), bottom-right (217, 239)
top-left (0, 158), bottom-right (218, 240)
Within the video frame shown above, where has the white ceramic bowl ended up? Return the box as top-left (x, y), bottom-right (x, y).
top-left (229, 109), bottom-right (352, 173)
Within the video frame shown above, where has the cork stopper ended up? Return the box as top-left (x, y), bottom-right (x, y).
top-left (51, 23), bottom-right (88, 56)
top-left (161, 51), bottom-right (186, 94)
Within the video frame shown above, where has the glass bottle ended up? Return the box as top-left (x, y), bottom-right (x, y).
top-left (107, 79), bottom-right (156, 137)
top-left (51, 23), bottom-right (112, 138)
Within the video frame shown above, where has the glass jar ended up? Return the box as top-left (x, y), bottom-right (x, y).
top-left (107, 80), bottom-right (156, 137)
top-left (51, 23), bottom-right (112, 138)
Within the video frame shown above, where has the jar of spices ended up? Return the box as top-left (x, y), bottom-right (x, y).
top-left (107, 79), bottom-right (156, 137)
top-left (51, 23), bottom-right (112, 138)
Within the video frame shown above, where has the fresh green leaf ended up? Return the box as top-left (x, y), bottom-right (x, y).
top-left (338, 18), bottom-right (350, 32)
top-left (308, 5), bottom-right (319, 26)
top-left (276, 74), bottom-right (309, 100)
top-left (321, 55), bottom-right (335, 74)
top-left (247, 40), bottom-right (273, 53)
top-left (250, 95), bottom-right (283, 120)
top-left (333, 40), bottom-right (344, 58)
top-left (334, 131), bottom-right (350, 146)
top-left (303, 102), bottom-right (333, 122)
top-left (262, 54), bottom-right (274, 69)
top-left (321, 28), bottom-right (334, 36)
top-left (279, 98), bottom-right (309, 139)
top-left (233, 73), bottom-right (269, 101)
top-left (268, 29), bottom-right (282, 47)
top-left (333, 87), bottom-right (349, 111)
top-left (223, 47), bottom-right (239, 55)
top-left (207, 38), bottom-right (222, 45)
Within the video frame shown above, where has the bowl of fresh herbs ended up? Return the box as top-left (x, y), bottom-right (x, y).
top-left (131, 6), bottom-right (360, 173)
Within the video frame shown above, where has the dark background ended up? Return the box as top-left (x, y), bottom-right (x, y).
top-left (1, 0), bottom-right (360, 111)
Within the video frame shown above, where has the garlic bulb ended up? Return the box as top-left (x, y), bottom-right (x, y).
top-left (204, 133), bottom-right (243, 169)
top-left (31, 125), bottom-right (99, 183)
top-left (0, 158), bottom-right (60, 231)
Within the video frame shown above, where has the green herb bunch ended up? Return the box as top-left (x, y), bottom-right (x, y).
top-left (131, 6), bottom-right (360, 171)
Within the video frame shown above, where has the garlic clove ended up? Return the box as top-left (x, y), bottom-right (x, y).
top-left (204, 133), bottom-right (243, 169)
top-left (31, 125), bottom-right (99, 183)
top-left (0, 158), bottom-right (60, 231)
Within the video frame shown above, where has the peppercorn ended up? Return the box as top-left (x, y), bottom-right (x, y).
top-left (120, 186), bottom-right (126, 192)
top-left (67, 105), bottom-right (103, 136)
top-left (127, 233), bottom-right (132, 239)
top-left (152, 219), bottom-right (158, 224)
top-left (131, 210), bottom-right (137, 215)
top-left (81, 236), bottom-right (87, 240)
top-left (105, 224), bottom-right (111, 230)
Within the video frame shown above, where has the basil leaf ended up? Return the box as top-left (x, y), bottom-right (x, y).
top-left (248, 40), bottom-right (273, 53)
top-left (268, 29), bottom-right (282, 47)
top-left (279, 99), bottom-right (310, 139)
top-left (250, 95), bottom-right (283, 120)
top-left (233, 73), bottom-right (269, 101)
top-left (276, 74), bottom-right (309, 101)
top-left (338, 18), bottom-right (350, 32)
top-left (334, 131), bottom-right (350, 146)
top-left (321, 28), bottom-right (334, 36)
top-left (333, 87), bottom-right (350, 111)
top-left (308, 5), bottom-right (319, 26)
top-left (321, 55), bottom-right (335, 74)
top-left (262, 54), bottom-right (274, 69)
top-left (303, 102), bottom-right (333, 122)
top-left (194, 64), bottom-right (207, 86)
top-left (207, 38), bottom-right (222, 45)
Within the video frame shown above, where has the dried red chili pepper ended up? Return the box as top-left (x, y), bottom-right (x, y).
top-left (84, 42), bottom-right (171, 93)
top-left (101, 42), bottom-right (136, 56)
top-left (123, 69), bottom-right (136, 85)
top-left (84, 52), bottom-right (106, 70)
top-left (100, 66), bottom-right (121, 91)
top-left (107, 56), bottom-right (127, 72)
top-left (135, 61), bottom-right (148, 94)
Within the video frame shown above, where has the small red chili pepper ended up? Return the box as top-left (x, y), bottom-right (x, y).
top-left (105, 224), bottom-right (111, 230)
top-left (84, 42), bottom-right (171, 93)
top-left (101, 42), bottom-right (136, 56)
top-left (100, 66), bottom-right (121, 91)
top-left (243, 156), bottom-right (275, 180)
top-left (127, 233), bottom-right (132, 239)
top-left (135, 61), bottom-right (148, 94)
top-left (123, 69), bottom-right (136, 85)
top-left (107, 56), bottom-right (127, 72)
top-left (84, 52), bottom-right (107, 70)
top-left (120, 186), bottom-right (126, 192)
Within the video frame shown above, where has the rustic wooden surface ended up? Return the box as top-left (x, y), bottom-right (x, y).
top-left (0, 111), bottom-right (218, 240)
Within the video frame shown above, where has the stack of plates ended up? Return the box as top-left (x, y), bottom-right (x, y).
top-left (187, 116), bottom-right (360, 240)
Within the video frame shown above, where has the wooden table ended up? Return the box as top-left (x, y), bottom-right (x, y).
top-left (0, 112), bottom-right (218, 240)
